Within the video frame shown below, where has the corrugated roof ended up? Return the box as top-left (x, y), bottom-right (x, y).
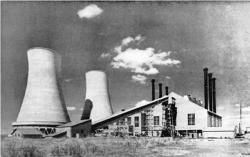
top-left (92, 96), bottom-right (169, 128)
top-left (57, 119), bottom-right (91, 128)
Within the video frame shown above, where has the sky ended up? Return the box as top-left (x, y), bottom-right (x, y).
top-left (1, 1), bottom-right (250, 134)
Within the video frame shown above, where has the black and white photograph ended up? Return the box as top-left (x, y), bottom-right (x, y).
top-left (1, 1), bottom-right (250, 156)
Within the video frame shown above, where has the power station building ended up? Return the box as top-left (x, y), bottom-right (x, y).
top-left (90, 68), bottom-right (226, 138)
top-left (11, 47), bottom-right (230, 138)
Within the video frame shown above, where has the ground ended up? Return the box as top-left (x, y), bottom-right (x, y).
top-left (1, 136), bottom-right (250, 157)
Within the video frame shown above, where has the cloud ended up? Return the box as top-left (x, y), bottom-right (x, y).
top-left (100, 52), bottom-right (111, 58)
top-left (235, 104), bottom-right (240, 107)
top-left (121, 35), bottom-right (145, 47)
top-left (135, 100), bottom-right (150, 107)
top-left (110, 35), bottom-right (180, 75)
top-left (132, 74), bottom-right (147, 84)
top-left (165, 76), bottom-right (171, 80)
top-left (64, 78), bottom-right (73, 83)
top-left (77, 4), bottom-right (103, 19)
top-left (235, 103), bottom-right (246, 107)
top-left (67, 106), bottom-right (76, 111)
top-left (243, 106), bottom-right (250, 112)
top-left (222, 113), bottom-right (250, 129)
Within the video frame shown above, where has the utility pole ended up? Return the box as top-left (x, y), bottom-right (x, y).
top-left (239, 100), bottom-right (242, 135)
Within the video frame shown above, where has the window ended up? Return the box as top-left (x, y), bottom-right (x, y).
top-left (188, 114), bottom-right (195, 125)
top-left (141, 113), bottom-right (147, 126)
top-left (127, 117), bottom-right (131, 125)
top-left (154, 116), bottom-right (160, 125)
top-left (120, 118), bottom-right (125, 125)
top-left (134, 116), bottom-right (139, 127)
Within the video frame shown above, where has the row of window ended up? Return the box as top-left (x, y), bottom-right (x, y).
top-left (116, 116), bottom-right (160, 127)
top-left (116, 114), bottom-right (196, 126)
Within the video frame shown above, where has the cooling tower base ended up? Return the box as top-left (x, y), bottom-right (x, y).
top-left (12, 121), bottom-right (66, 127)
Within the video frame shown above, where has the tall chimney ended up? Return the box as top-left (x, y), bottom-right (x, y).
top-left (165, 86), bottom-right (169, 95)
top-left (159, 83), bottom-right (162, 98)
top-left (212, 78), bottom-right (216, 113)
top-left (203, 68), bottom-right (208, 109)
top-left (208, 73), bottom-right (213, 111)
top-left (151, 79), bottom-right (155, 100)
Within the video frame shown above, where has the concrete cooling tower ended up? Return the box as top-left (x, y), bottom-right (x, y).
top-left (12, 47), bottom-right (70, 128)
top-left (84, 71), bottom-right (113, 122)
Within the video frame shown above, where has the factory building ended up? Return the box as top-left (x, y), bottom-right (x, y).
top-left (11, 47), bottom-right (229, 138)
top-left (96, 91), bottom-right (222, 138)
top-left (90, 68), bottom-right (226, 138)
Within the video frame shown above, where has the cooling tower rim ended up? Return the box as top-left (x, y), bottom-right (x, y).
top-left (28, 47), bottom-right (58, 54)
top-left (12, 121), bottom-right (70, 127)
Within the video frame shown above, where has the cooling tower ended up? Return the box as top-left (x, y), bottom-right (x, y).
top-left (84, 71), bottom-right (113, 122)
top-left (12, 47), bottom-right (70, 127)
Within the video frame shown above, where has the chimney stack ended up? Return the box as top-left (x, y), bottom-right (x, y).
top-left (165, 86), bottom-right (169, 95)
top-left (208, 73), bottom-right (213, 112)
top-left (159, 83), bottom-right (163, 98)
top-left (203, 68), bottom-right (208, 109)
top-left (151, 79), bottom-right (155, 100)
top-left (212, 78), bottom-right (216, 113)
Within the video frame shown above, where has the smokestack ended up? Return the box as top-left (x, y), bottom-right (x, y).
top-left (159, 83), bottom-right (163, 98)
top-left (151, 79), bottom-right (155, 100)
top-left (12, 48), bottom-right (70, 127)
top-left (203, 68), bottom-right (208, 109)
top-left (165, 86), bottom-right (169, 95)
top-left (212, 78), bottom-right (216, 113)
top-left (85, 70), bottom-right (113, 122)
top-left (208, 73), bottom-right (213, 112)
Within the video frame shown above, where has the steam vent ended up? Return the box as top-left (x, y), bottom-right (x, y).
top-left (84, 70), bottom-right (113, 122)
top-left (12, 48), bottom-right (70, 128)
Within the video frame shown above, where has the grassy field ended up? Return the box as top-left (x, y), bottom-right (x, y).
top-left (1, 136), bottom-right (250, 157)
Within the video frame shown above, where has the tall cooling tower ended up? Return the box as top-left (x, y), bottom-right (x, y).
top-left (84, 71), bottom-right (113, 122)
top-left (12, 47), bottom-right (70, 128)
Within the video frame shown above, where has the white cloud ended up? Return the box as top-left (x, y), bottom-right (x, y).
top-left (165, 76), bottom-right (171, 79)
top-left (243, 106), bottom-right (250, 112)
top-left (121, 34), bottom-right (145, 47)
top-left (110, 35), bottom-right (180, 75)
top-left (77, 4), bottom-right (103, 19)
top-left (100, 53), bottom-right (111, 58)
top-left (132, 74), bottom-right (147, 84)
top-left (64, 78), bottom-right (73, 83)
top-left (235, 104), bottom-right (240, 107)
top-left (235, 103), bottom-right (246, 107)
top-left (67, 106), bottom-right (76, 111)
top-left (135, 100), bottom-right (150, 107)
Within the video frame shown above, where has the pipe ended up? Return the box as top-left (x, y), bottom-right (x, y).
top-left (203, 68), bottom-right (208, 109)
top-left (208, 73), bottom-right (213, 112)
top-left (159, 83), bottom-right (163, 98)
top-left (165, 86), bottom-right (169, 95)
top-left (151, 79), bottom-right (155, 100)
top-left (212, 78), bottom-right (216, 113)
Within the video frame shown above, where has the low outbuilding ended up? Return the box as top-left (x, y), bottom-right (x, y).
top-left (56, 119), bottom-right (92, 138)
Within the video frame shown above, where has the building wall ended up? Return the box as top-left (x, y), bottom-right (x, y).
top-left (105, 92), bottom-right (223, 138)
top-left (56, 121), bottom-right (91, 138)
top-left (172, 94), bottom-right (208, 131)
top-left (203, 129), bottom-right (235, 138)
